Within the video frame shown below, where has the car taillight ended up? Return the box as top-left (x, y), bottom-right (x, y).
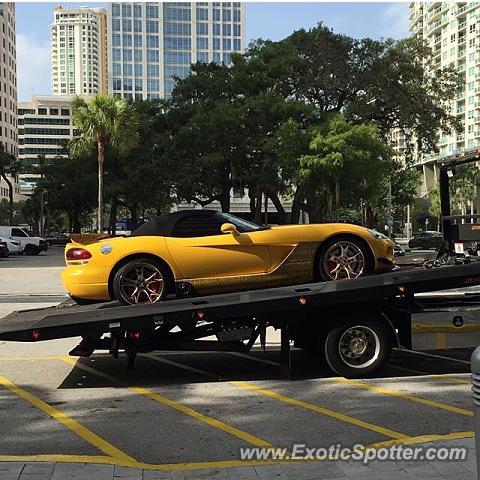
top-left (66, 247), bottom-right (92, 261)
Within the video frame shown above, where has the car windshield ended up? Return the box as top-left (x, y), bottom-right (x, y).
top-left (21, 229), bottom-right (31, 237)
top-left (215, 212), bottom-right (268, 232)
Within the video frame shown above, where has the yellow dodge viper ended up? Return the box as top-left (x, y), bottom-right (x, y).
top-left (61, 210), bottom-right (395, 305)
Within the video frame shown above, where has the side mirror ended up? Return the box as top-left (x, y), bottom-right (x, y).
top-left (221, 223), bottom-right (239, 236)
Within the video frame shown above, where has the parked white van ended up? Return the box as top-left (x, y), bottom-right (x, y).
top-left (0, 226), bottom-right (47, 255)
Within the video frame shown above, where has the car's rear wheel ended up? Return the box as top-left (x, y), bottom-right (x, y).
top-left (112, 258), bottom-right (169, 305)
top-left (318, 236), bottom-right (370, 281)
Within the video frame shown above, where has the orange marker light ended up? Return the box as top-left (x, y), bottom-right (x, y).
top-left (299, 297), bottom-right (307, 305)
top-left (32, 330), bottom-right (41, 341)
top-left (195, 311), bottom-right (205, 320)
top-left (399, 285), bottom-right (407, 294)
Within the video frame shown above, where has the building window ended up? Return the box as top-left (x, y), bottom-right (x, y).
top-left (223, 52), bottom-right (231, 63)
top-left (134, 34), bottom-right (142, 47)
top-left (164, 37), bottom-right (191, 50)
top-left (223, 38), bottom-right (231, 50)
top-left (147, 35), bottom-right (159, 48)
top-left (122, 19), bottom-right (132, 32)
top-left (213, 23), bottom-right (221, 36)
top-left (222, 9), bottom-right (231, 21)
top-left (111, 3), bottom-right (120, 17)
top-left (146, 4), bottom-right (159, 18)
top-left (223, 24), bottom-right (231, 36)
top-left (197, 23), bottom-right (208, 36)
top-left (147, 49), bottom-right (159, 62)
top-left (197, 37), bottom-right (208, 50)
top-left (134, 63), bottom-right (142, 76)
top-left (233, 9), bottom-right (241, 22)
top-left (213, 9), bottom-right (220, 21)
top-left (146, 20), bottom-right (159, 34)
top-left (213, 52), bottom-right (221, 63)
top-left (112, 18), bottom-right (120, 32)
top-left (164, 22), bottom-right (190, 36)
top-left (38, 108), bottom-right (47, 115)
top-left (197, 52), bottom-right (208, 63)
top-left (113, 63), bottom-right (121, 76)
top-left (121, 3), bottom-right (132, 17)
top-left (123, 49), bottom-right (132, 62)
top-left (147, 64), bottom-right (159, 77)
top-left (213, 38), bottom-right (220, 51)
top-left (233, 24), bottom-right (241, 36)
top-left (134, 49), bottom-right (143, 62)
top-left (147, 79), bottom-right (160, 91)
top-left (134, 19), bottom-right (142, 32)
top-left (133, 4), bottom-right (142, 17)
top-left (113, 48), bottom-right (121, 61)
top-left (233, 39), bottom-right (241, 51)
top-left (122, 34), bottom-right (132, 47)
top-left (113, 78), bottom-right (121, 90)
top-left (112, 34), bottom-right (120, 47)
top-left (196, 8), bottom-right (208, 20)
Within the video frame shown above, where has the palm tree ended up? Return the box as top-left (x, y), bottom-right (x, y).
top-left (0, 143), bottom-right (19, 224)
top-left (69, 94), bottom-right (139, 232)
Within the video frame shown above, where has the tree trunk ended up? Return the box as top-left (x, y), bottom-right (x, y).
top-left (72, 211), bottom-right (81, 233)
top-left (109, 196), bottom-right (118, 237)
top-left (97, 138), bottom-right (105, 233)
top-left (362, 202), bottom-right (374, 228)
top-left (129, 204), bottom-right (138, 232)
top-left (268, 192), bottom-right (287, 224)
top-left (290, 183), bottom-right (307, 224)
top-left (219, 189), bottom-right (230, 213)
top-left (1, 173), bottom-right (13, 224)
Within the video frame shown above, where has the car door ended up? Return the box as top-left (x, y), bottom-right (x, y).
top-left (10, 227), bottom-right (28, 250)
top-left (164, 213), bottom-right (270, 279)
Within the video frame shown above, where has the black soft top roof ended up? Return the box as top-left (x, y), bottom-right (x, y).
top-left (130, 210), bottom-right (217, 237)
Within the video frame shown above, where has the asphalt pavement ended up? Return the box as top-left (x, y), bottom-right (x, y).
top-left (0, 248), bottom-right (478, 479)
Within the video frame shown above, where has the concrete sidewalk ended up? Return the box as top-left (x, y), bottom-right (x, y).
top-left (0, 437), bottom-right (476, 480)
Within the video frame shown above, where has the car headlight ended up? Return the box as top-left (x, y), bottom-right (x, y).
top-left (368, 229), bottom-right (390, 240)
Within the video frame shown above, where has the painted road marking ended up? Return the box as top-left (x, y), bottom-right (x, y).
top-left (231, 381), bottom-right (409, 440)
top-left (332, 377), bottom-right (473, 416)
top-left (402, 349), bottom-right (471, 366)
top-left (0, 375), bottom-right (135, 462)
top-left (144, 353), bottom-right (221, 380)
top-left (61, 357), bottom-right (272, 448)
top-left (389, 365), bottom-right (471, 385)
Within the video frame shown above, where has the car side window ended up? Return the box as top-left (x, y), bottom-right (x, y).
top-left (172, 215), bottom-right (224, 238)
top-left (11, 228), bottom-right (27, 237)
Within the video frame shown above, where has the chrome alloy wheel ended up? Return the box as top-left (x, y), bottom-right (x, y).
top-left (323, 241), bottom-right (365, 280)
top-left (338, 326), bottom-right (380, 369)
top-left (118, 262), bottom-right (165, 304)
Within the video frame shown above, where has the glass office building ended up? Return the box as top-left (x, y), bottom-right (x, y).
top-left (107, 2), bottom-right (246, 99)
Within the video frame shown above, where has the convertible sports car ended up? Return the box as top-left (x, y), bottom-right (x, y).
top-left (61, 210), bottom-right (395, 305)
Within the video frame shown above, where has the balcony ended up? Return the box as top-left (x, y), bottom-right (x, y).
top-left (458, 22), bottom-right (467, 30)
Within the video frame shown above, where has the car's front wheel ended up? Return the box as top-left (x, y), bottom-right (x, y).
top-left (317, 236), bottom-right (370, 281)
top-left (112, 258), bottom-right (170, 305)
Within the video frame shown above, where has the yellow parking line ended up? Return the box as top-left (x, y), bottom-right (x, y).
top-left (390, 365), bottom-right (471, 385)
top-left (368, 431), bottom-right (474, 450)
top-left (61, 357), bottom-right (272, 448)
top-left (230, 381), bottom-right (409, 440)
top-left (331, 377), bottom-right (473, 416)
top-left (0, 375), bottom-right (135, 462)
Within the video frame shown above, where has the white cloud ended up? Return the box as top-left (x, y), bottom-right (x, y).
top-left (378, 3), bottom-right (410, 40)
top-left (16, 33), bottom-right (51, 102)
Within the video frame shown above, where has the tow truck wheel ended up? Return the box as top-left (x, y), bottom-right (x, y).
top-left (24, 244), bottom-right (40, 255)
top-left (324, 320), bottom-right (392, 378)
top-left (113, 257), bottom-right (169, 305)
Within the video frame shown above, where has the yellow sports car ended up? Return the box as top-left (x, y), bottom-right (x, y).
top-left (61, 210), bottom-right (395, 305)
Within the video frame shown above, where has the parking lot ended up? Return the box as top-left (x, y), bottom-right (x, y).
top-left (0, 248), bottom-right (477, 479)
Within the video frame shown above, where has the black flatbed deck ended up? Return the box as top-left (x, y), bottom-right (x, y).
top-left (2, 262), bottom-right (480, 342)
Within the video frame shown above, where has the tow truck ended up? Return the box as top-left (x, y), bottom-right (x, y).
top-left (3, 150), bottom-right (480, 379)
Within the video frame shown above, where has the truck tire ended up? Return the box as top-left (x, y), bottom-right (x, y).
top-left (24, 244), bottom-right (40, 255)
top-left (324, 319), bottom-right (392, 378)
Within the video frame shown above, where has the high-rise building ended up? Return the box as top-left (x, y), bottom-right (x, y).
top-left (51, 5), bottom-right (108, 96)
top-left (107, 2), bottom-right (246, 99)
top-left (409, 2), bottom-right (480, 196)
top-left (18, 95), bottom-right (76, 196)
top-left (0, 3), bottom-right (20, 204)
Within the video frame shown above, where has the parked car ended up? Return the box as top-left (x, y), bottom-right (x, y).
top-left (62, 210), bottom-right (396, 305)
top-left (0, 240), bottom-right (8, 258)
top-left (408, 231), bottom-right (443, 250)
top-left (0, 236), bottom-right (22, 254)
top-left (46, 233), bottom-right (71, 246)
top-left (0, 226), bottom-right (48, 255)
top-left (393, 243), bottom-right (406, 256)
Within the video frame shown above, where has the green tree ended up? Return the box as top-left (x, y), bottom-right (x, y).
top-left (0, 143), bottom-right (19, 224)
top-left (69, 94), bottom-right (140, 232)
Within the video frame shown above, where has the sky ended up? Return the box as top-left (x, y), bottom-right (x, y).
top-left (15, 1), bottom-right (410, 102)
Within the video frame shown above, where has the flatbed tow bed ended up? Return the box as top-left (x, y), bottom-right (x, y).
top-left (2, 262), bottom-right (480, 378)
